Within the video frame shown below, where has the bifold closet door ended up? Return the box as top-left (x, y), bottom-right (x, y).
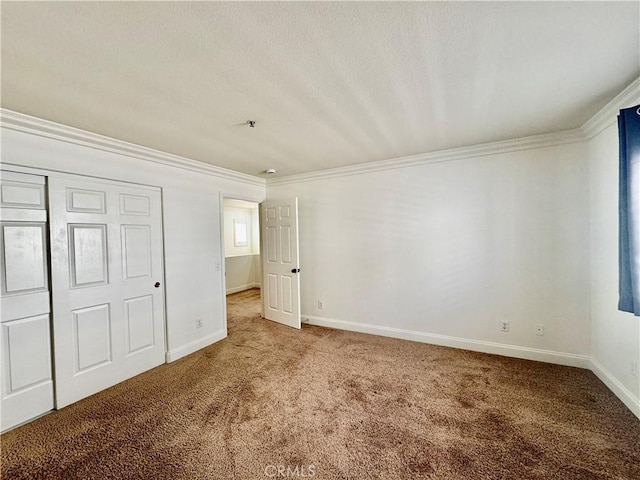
top-left (48, 177), bottom-right (165, 408)
top-left (0, 171), bottom-right (54, 431)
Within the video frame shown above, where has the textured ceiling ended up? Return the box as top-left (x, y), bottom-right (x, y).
top-left (2, 2), bottom-right (639, 178)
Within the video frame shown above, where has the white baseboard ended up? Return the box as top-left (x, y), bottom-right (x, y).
top-left (304, 315), bottom-right (590, 369)
top-left (226, 283), bottom-right (261, 295)
top-left (165, 329), bottom-right (227, 363)
top-left (590, 357), bottom-right (640, 420)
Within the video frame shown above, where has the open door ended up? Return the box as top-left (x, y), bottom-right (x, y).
top-left (261, 198), bottom-right (301, 329)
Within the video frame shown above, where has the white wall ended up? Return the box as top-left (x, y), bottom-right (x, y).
top-left (589, 122), bottom-right (640, 416)
top-left (268, 142), bottom-right (591, 364)
top-left (1, 127), bottom-right (265, 361)
top-left (224, 255), bottom-right (261, 294)
top-left (223, 202), bottom-right (261, 293)
top-left (223, 203), bottom-right (260, 256)
top-left (251, 207), bottom-right (260, 255)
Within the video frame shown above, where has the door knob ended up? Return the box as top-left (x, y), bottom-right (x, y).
top-left (154, 282), bottom-right (161, 288)
top-left (291, 268), bottom-right (300, 274)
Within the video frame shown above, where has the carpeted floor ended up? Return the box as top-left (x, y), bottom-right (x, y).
top-left (2, 288), bottom-right (639, 479)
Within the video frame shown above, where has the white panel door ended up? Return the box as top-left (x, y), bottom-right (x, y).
top-left (0, 171), bottom-right (54, 432)
top-left (49, 176), bottom-right (165, 408)
top-left (261, 198), bottom-right (301, 329)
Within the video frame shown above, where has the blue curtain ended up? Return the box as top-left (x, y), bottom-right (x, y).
top-left (619, 104), bottom-right (640, 315)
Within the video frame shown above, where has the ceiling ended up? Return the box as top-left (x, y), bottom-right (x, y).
top-left (2, 2), bottom-right (638, 178)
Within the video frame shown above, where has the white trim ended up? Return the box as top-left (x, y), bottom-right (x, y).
top-left (590, 357), bottom-right (640, 420)
top-left (268, 129), bottom-right (585, 186)
top-left (219, 192), bottom-right (265, 337)
top-left (304, 315), bottom-right (590, 368)
top-left (165, 329), bottom-right (227, 363)
top-left (0, 109), bottom-right (265, 187)
top-left (226, 283), bottom-right (261, 295)
top-left (225, 253), bottom-right (261, 259)
top-left (0, 161), bottom-right (162, 191)
top-left (219, 192), bottom-right (228, 337)
top-left (2, 78), bottom-right (637, 189)
top-left (581, 76), bottom-right (640, 140)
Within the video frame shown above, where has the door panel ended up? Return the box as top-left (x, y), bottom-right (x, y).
top-left (281, 226), bottom-right (292, 263)
top-left (72, 303), bottom-right (112, 372)
top-left (49, 176), bottom-right (165, 408)
top-left (261, 198), bottom-right (301, 329)
top-left (2, 223), bottom-right (47, 293)
top-left (266, 226), bottom-right (277, 262)
top-left (120, 194), bottom-right (150, 216)
top-left (267, 274), bottom-right (278, 309)
top-left (66, 188), bottom-right (106, 213)
top-left (3, 315), bottom-right (52, 392)
top-left (265, 206), bottom-right (276, 221)
top-left (124, 295), bottom-right (154, 355)
top-left (0, 171), bottom-right (54, 432)
top-left (69, 224), bottom-right (108, 287)
top-left (282, 276), bottom-right (293, 314)
top-left (0, 179), bottom-right (45, 209)
top-left (121, 225), bottom-right (151, 279)
top-left (1, 292), bottom-right (50, 322)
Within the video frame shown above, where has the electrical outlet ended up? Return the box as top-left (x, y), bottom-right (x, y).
top-left (535, 324), bottom-right (544, 336)
top-left (317, 300), bottom-right (324, 310)
top-left (196, 319), bottom-right (203, 329)
top-left (631, 359), bottom-right (639, 378)
top-left (500, 321), bottom-right (509, 333)
top-left (215, 261), bottom-right (221, 272)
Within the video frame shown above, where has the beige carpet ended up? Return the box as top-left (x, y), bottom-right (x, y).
top-left (2, 288), bottom-right (639, 479)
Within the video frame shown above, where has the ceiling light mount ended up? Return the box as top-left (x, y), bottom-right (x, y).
top-left (246, 120), bottom-right (256, 128)
top-left (265, 169), bottom-right (277, 175)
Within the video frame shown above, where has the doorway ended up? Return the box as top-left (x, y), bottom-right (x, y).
top-left (220, 196), bottom-right (302, 333)
top-left (221, 198), bottom-right (262, 333)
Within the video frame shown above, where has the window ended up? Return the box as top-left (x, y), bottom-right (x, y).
top-left (233, 219), bottom-right (248, 247)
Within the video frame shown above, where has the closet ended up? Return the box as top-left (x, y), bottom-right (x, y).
top-left (0, 170), bottom-right (166, 431)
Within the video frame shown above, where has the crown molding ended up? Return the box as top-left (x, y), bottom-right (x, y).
top-left (581, 76), bottom-right (640, 140)
top-left (0, 109), bottom-right (266, 187)
top-left (267, 128), bottom-right (586, 186)
top-left (3, 76), bottom-right (636, 189)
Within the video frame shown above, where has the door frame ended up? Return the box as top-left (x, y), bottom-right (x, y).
top-left (218, 193), bottom-right (265, 335)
